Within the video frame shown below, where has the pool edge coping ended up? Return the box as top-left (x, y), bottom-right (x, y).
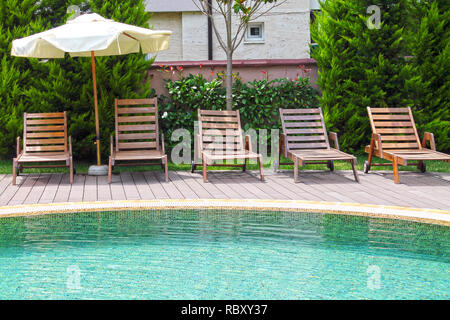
top-left (0, 199), bottom-right (448, 226)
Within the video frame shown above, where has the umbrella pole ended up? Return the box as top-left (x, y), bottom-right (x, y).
top-left (91, 51), bottom-right (101, 166)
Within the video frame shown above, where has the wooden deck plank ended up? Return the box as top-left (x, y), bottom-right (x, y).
top-left (131, 172), bottom-right (155, 200)
top-left (152, 171), bottom-right (183, 199)
top-left (83, 175), bottom-right (97, 202)
top-left (175, 171), bottom-right (214, 199)
top-left (53, 174), bottom-right (71, 203)
top-left (153, 171), bottom-right (184, 198)
top-left (0, 174), bottom-right (12, 199)
top-left (110, 174), bottom-right (127, 200)
top-left (167, 171), bottom-right (199, 199)
top-left (120, 172), bottom-right (141, 200)
top-left (39, 173), bottom-right (63, 204)
top-left (97, 175), bottom-right (112, 201)
top-left (243, 173), bottom-right (291, 200)
top-left (0, 170), bottom-right (447, 211)
top-left (314, 172), bottom-right (427, 207)
top-left (0, 175), bottom-right (25, 206)
top-left (186, 171), bottom-right (228, 199)
top-left (264, 174), bottom-right (323, 201)
top-left (209, 172), bottom-right (260, 199)
top-left (143, 172), bottom-right (170, 199)
top-left (274, 171), bottom-right (344, 202)
top-left (357, 172), bottom-right (447, 209)
top-left (9, 175), bottom-right (39, 205)
top-left (24, 174), bottom-right (51, 204)
top-left (308, 172), bottom-right (397, 205)
top-left (198, 172), bottom-right (244, 199)
top-left (68, 174), bottom-right (85, 202)
top-left (235, 173), bottom-right (275, 200)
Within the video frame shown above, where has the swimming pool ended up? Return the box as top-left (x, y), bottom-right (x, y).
top-left (0, 209), bottom-right (448, 299)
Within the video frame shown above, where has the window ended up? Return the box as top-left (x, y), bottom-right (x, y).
top-left (310, 10), bottom-right (320, 45)
top-left (245, 23), bottom-right (264, 42)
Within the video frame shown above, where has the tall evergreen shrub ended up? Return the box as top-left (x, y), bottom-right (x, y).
top-left (409, 0), bottom-right (449, 152)
top-left (0, 0), bottom-right (153, 160)
top-left (311, 0), bottom-right (415, 153)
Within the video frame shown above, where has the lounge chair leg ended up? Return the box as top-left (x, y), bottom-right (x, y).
top-left (69, 156), bottom-right (74, 184)
top-left (351, 159), bottom-right (359, 182)
top-left (202, 156), bottom-right (208, 183)
top-left (108, 157), bottom-right (112, 184)
top-left (12, 159), bottom-right (17, 185)
top-left (257, 156), bottom-right (264, 181)
top-left (327, 160), bottom-right (334, 172)
top-left (417, 160), bottom-right (426, 173)
top-left (164, 155), bottom-right (168, 182)
top-left (243, 158), bottom-right (247, 172)
top-left (294, 157), bottom-right (299, 183)
top-left (393, 156), bottom-right (400, 184)
top-left (368, 151), bottom-right (373, 168)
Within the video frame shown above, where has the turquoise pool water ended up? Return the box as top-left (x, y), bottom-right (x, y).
top-left (0, 210), bottom-right (448, 299)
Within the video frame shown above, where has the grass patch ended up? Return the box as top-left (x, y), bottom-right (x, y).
top-left (0, 154), bottom-right (448, 174)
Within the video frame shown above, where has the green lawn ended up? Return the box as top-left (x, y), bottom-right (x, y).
top-left (0, 154), bottom-right (449, 174)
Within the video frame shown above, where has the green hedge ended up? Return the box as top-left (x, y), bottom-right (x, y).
top-left (158, 74), bottom-right (320, 151)
top-left (408, 0), bottom-right (450, 152)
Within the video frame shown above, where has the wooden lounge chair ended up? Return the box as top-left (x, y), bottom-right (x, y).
top-left (108, 98), bottom-right (168, 183)
top-left (192, 109), bottom-right (264, 182)
top-left (365, 107), bottom-right (450, 183)
top-left (13, 112), bottom-right (73, 185)
top-left (278, 108), bottom-right (359, 183)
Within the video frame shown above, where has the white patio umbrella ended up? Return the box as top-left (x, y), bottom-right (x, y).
top-left (11, 13), bottom-right (171, 171)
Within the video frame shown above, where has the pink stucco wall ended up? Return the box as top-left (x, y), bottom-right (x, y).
top-left (147, 59), bottom-right (319, 97)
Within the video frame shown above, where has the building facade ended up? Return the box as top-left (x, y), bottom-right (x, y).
top-left (146, 0), bottom-right (320, 62)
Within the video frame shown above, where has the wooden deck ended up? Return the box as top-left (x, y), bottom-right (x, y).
top-left (0, 170), bottom-right (449, 211)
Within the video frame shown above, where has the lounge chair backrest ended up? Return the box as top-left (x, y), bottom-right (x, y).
top-left (198, 109), bottom-right (244, 153)
top-left (115, 98), bottom-right (159, 152)
top-left (367, 107), bottom-right (422, 151)
top-left (279, 108), bottom-right (330, 152)
top-left (23, 112), bottom-right (67, 155)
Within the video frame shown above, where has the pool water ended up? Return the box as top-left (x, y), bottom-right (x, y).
top-left (0, 210), bottom-right (448, 299)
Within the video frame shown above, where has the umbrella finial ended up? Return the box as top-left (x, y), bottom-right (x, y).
top-left (67, 13), bottom-right (109, 24)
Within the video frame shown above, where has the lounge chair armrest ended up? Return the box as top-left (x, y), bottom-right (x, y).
top-left (329, 132), bottom-right (340, 150)
top-left (16, 137), bottom-right (21, 157)
top-left (245, 135), bottom-right (253, 153)
top-left (422, 132), bottom-right (435, 150)
top-left (161, 133), bottom-right (166, 155)
top-left (370, 133), bottom-right (383, 157)
top-left (69, 136), bottom-right (72, 156)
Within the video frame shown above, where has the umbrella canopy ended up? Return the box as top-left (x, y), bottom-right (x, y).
top-left (11, 13), bottom-right (171, 58)
top-left (11, 13), bottom-right (171, 168)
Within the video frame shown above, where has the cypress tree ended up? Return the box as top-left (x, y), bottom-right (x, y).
top-left (0, 0), bottom-right (153, 160)
top-left (0, 0), bottom-right (44, 157)
top-left (311, 0), bottom-right (415, 153)
top-left (409, 0), bottom-right (449, 152)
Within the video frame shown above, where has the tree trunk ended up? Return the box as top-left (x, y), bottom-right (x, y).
top-left (225, 2), bottom-right (233, 111)
top-left (226, 50), bottom-right (233, 110)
